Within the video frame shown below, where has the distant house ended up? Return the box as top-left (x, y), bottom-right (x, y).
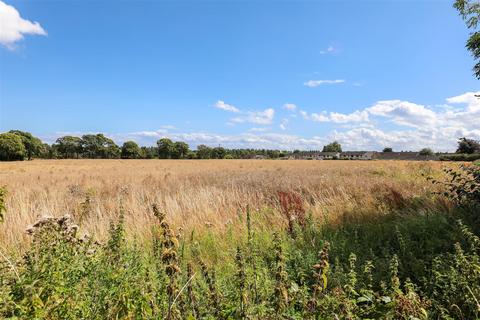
top-left (339, 151), bottom-right (375, 160)
top-left (374, 152), bottom-right (439, 161)
top-left (314, 152), bottom-right (340, 160)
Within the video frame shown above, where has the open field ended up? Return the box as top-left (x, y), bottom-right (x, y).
top-left (0, 159), bottom-right (450, 251)
top-left (1, 159), bottom-right (479, 319)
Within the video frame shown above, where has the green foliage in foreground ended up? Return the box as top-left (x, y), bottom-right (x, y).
top-left (0, 166), bottom-right (479, 319)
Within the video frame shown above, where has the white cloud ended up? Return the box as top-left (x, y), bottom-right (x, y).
top-left (0, 1), bottom-right (47, 49)
top-left (215, 100), bottom-right (240, 113)
top-left (283, 103), bottom-right (297, 111)
top-left (248, 127), bottom-right (269, 132)
top-left (366, 100), bottom-right (437, 128)
top-left (320, 45), bottom-right (336, 55)
top-left (446, 91), bottom-right (480, 112)
top-left (304, 79), bottom-right (345, 87)
top-left (280, 118), bottom-right (289, 130)
top-left (232, 108), bottom-right (275, 125)
top-left (301, 110), bottom-right (369, 123)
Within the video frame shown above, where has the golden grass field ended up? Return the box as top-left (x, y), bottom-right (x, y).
top-left (0, 159), bottom-right (453, 252)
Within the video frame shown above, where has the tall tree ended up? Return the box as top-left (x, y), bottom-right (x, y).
top-left (55, 136), bottom-right (83, 158)
top-left (211, 146), bottom-right (226, 159)
top-left (121, 141), bottom-right (142, 159)
top-left (322, 141), bottom-right (342, 153)
top-left (454, 0), bottom-right (480, 78)
top-left (8, 130), bottom-right (42, 160)
top-left (0, 133), bottom-right (26, 161)
top-left (157, 138), bottom-right (175, 159)
top-left (173, 141), bottom-right (189, 159)
top-left (196, 144), bottom-right (212, 159)
top-left (456, 137), bottom-right (480, 154)
top-left (81, 134), bottom-right (119, 159)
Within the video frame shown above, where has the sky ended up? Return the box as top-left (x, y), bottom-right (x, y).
top-left (0, 0), bottom-right (479, 152)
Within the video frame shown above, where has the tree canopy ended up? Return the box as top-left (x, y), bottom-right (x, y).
top-left (0, 133), bottom-right (26, 161)
top-left (456, 137), bottom-right (480, 154)
top-left (9, 130), bottom-right (42, 160)
top-left (454, 0), bottom-right (480, 78)
top-left (322, 141), bottom-right (342, 153)
top-left (121, 141), bottom-right (142, 159)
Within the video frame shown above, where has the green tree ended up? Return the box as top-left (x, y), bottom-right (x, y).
top-left (121, 141), bottom-right (142, 159)
top-left (140, 146), bottom-right (158, 159)
top-left (55, 136), bottom-right (83, 158)
top-left (157, 138), bottom-right (175, 159)
top-left (383, 147), bottom-right (393, 152)
top-left (419, 148), bottom-right (434, 156)
top-left (81, 134), bottom-right (120, 159)
top-left (456, 137), bottom-right (480, 154)
top-left (9, 130), bottom-right (43, 160)
top-left (322, 141), bottom-right (342, 153)
top-left (196, 144), bottom-right (212, 159)
top-left (0, 133), bottom-right (26, 161)
top-left (172, 141), bottom-right (190, 159)
top-left (211, 146), bottom-right (226, 159)
top-left (454, 0), bottom-right (480, 78)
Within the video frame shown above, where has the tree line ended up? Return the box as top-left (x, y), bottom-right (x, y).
top-left (1, 130), bottom-right (479, 161)
top-left (0, 131), bottom-right (292, 161)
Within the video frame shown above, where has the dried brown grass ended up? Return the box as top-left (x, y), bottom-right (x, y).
top-left (0, 159), bottom-right (453, 252)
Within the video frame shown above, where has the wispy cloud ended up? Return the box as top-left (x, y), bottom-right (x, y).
top-left (0, 1), bottom-right (47, 49)
top-left (300, 110), bottom-right (369, 123)
top-left (214, 100), bottom-right (240, 113)
top-left (283, 103), bottom-right (297, 111)
top-left (320, 45), bottom-right (336, 55)
top-left (231, 108), bottom-right (275, 125)
top-left (279, 118), bottom-right (289, 130)
top-left (304, 79), bottom-right (345, 87)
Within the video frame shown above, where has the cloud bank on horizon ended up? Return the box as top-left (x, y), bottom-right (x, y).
top-left (46, 91), bottom-right (479, 152)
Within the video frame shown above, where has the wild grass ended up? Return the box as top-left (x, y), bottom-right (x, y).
top-left (1, 159), bottom-right (479, 319)
top-left (0, 159), bottom-right (451, 252)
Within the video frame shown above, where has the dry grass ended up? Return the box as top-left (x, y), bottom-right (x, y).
top-left (0, 159), bottom-right (453, 252)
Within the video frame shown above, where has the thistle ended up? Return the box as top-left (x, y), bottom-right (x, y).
top-left (308, 241), bottom-right (330, 312)
top-left (186, 262), bottom-right (199, 318)
top-left (198, 258), bottom-right (221, 317)
top-left (235, 246), bottom-right (247, 319)
top-left (153, 204), bottom-right (181, 320)
top-left (272, 232), bottom-right (289, 313)
top-left (345, 253), bottom-right (357, 297)
top-left (389, 254), bottom-right (400, 294)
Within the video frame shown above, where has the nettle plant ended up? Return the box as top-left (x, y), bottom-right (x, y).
top-left (429, 163), bottom-right (480, 206)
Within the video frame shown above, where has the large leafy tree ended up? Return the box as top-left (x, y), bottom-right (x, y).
top-left (55, 136), bottom-right (83, 158)
top-left (322, 141), bottom-right (342, 153)
top-left (456, 137), bottom-right (480, 154)
top-left (0, 133), bottom-right (26, 161)
top-left (211, 146), bottom-right (226, 159)
top-left (81, 134), bottom-right (120, 159)
top-left (196, 144), bottom-right (212, 159)
top-left (455, 0), bottom-right (480, 79)
top-left (157, 138), bottom-right (175, 159)
top-left (121, 141), bottom-right (142, 159)
top-left (8, 130), bottom-right (42, 160)
top-left (173, 141), bottom-right (189, 159)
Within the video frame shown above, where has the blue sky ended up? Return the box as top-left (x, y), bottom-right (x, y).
top-left (0, 0), bottom-right (479, 151)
